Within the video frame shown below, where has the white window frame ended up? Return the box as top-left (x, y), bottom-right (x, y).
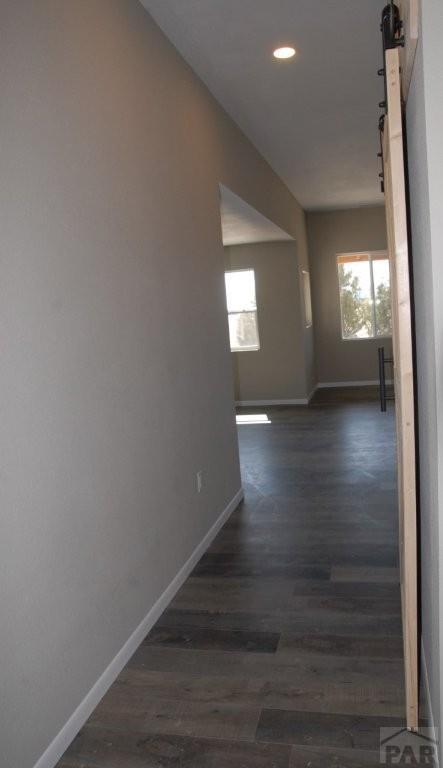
top-left (337, 250), bottom-right (392, 341)
top-left (225, 268), bottom-right (261, 353)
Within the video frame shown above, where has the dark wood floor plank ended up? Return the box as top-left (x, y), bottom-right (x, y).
top-left (59, 727), bottom-right (292, 768)
top-left (331, 566), bottom-right (400, 583)
top-left (193, 557), bottom-right (331, 580)
top-left (289, 580), bottom-right (400, 599)
top-left (116, 666), bottom-right (259, 707)
top-left (144, 624), bottom-right (280, 653)
top-left (114, 666), bottom-right (404, 718)
top-left (152, 699), bottom-right (257, 741)
top-left (90, 692), bottom-right (261, 741)
top-left (170, 576), bottom-right (295, 613)
top-left (232, 506), bottom-right (397, 530)
top-left (255, 678), bottom-right (404, 718)
top-left (209, 539), bottom-right (398, 566)
top-left (170, 577), bottom-right (401, 615)
top-left (289, 745), bottom-right (384, 767)
top-left (256, 709), bottom-right (404, 750)
top-left (157, 607), bottom-right (403, 637)
top-left (128, 645), bottom-right (404, 691)
top-left (277, 632), bottom-right (403, 659)
top-left (287, 594), bottom-right (401, 617)
top-left (223, 516), bottom-right (397, 534)
top-left (214, 526), bottom-right (397, 545)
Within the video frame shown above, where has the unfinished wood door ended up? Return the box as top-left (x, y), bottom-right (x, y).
top-left (382, 46), bottom-right (418, 730)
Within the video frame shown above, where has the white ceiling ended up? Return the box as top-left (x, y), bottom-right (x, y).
top-left (220, 185), bottom-right (293, 246)
top-left (141, 0), bottom-right (386, 211)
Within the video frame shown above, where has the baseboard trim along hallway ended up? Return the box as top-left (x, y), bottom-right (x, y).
top-left (235, 399), bottom-right (310, 407)
top-left (235, 383), bottom-right (392, 408)
top-left (422, 638), bottom-right (440, 767)
top-left (316, 380), bottom-right (392, 389)
top-left (33, 487), bottom-right (244, 768)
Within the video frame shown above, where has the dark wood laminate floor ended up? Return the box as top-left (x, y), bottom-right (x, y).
top-left (58, 398), bottom-right (415, 768)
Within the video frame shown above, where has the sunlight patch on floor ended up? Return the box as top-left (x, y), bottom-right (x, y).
top-left (236, 413), bottom-right (271, 425)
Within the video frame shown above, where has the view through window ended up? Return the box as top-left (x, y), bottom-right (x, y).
top-left (337, 252), bottom-right (392, 339)
top-left (225, 269), bottom-right (260, 352)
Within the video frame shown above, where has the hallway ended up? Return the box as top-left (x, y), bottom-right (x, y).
top-left (59, 397), bottom-right (404, 767)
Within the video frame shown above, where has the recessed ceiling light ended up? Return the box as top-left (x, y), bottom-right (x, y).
top-left (273, 46), bottom-right (296, 60)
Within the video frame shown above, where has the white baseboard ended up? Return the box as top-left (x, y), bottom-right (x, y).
top-left (235, 398), bottom-right (309, 406)
top-left (235, 383), bottom-right (390, 407)
top-left (316, 379), bottom-right (392, 389)
top-left (307, 386), bottom-right (317, 403)
top-left (33, 487), bottom-right (244, 768)
top-left (421, 638), bottom-right (440, 765)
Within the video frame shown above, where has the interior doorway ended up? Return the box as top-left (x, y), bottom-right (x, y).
top-left (218, 185), bottom-right (313, 410)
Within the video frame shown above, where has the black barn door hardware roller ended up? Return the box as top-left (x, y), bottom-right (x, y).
top-left (377, 3), bottom-right (404, 192)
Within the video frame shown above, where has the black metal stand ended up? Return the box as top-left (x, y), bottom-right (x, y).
top-left (378, 346), bottom-right (394, 412)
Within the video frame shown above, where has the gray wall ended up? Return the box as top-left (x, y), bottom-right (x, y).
top-left (307, 207), bottom-right (392, 384)
top-left (0, 3), bottom-right (309, 767)
top-left (406, 0), bottom-right (443, 749)
top-left (225, 242), bottom-right (309, 402)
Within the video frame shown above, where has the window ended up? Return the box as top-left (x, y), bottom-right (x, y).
top-left (224, 269), bottom-right (260, 352)
top-left (302, 270), bottom-right (313, 328)
top-left (337, 252), bottom-right (392, 340)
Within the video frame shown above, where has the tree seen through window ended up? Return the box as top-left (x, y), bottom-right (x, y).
top-left (337, 253), bottom-right (392, 339)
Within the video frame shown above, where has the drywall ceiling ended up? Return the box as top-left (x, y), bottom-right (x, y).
top-left (220, 185), bottom-right (293, 246)
top-left (140, 0), bottom-right (386, 211)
